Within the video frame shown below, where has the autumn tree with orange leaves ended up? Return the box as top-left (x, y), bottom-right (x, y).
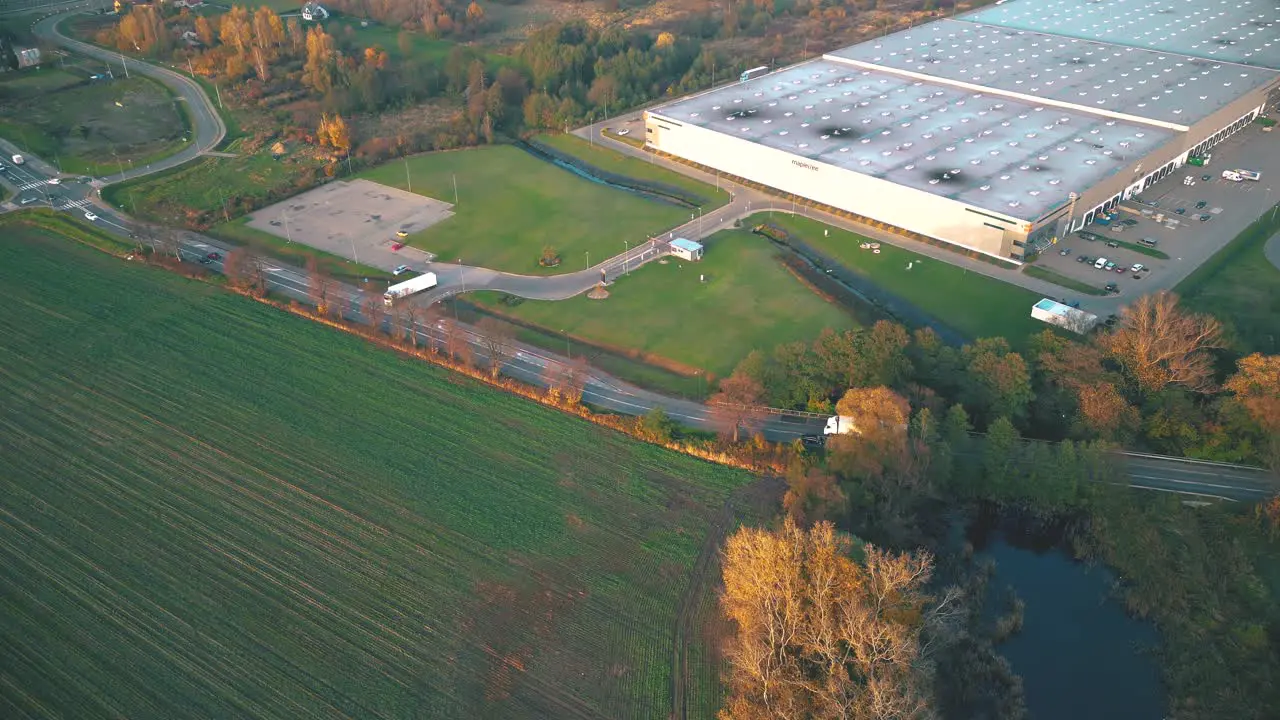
top-left (1224, 353), bottom-right (1280, 470)
top-left (1101, 291), bottom-right (1224, 394)
top-left (719, 518), bottom-right (960, 720)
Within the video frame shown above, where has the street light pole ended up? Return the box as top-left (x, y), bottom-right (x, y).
top-left (404, 155), bottom-right (412, 193)
top-left (623, 240), bottom-right (629, 275)
top-left (585, 251), bottom-right (590, 269)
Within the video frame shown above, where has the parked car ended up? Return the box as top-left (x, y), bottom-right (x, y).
top-left (1059, 247), bottom-right (1071, 256)
top-left (1094, 257), bottom-right (1108, 269)
top-left (393, 264), bottom-right (410, 275)
top-left (1200, 214), bottom-right (1212, 222)
top-left (1104, 261), bottom-right (1117, 270)
top-left (1105, 283), bottom-right (1119, 294)
top-left (1201, 174), bottom-right (1211, 181)
top-left (1076, 254), bottom-right (1089, 263)
top-left (1130, 263), bottom-right (1145, 273)
top-left (1106, 240), bottom-right (1120, 248)
top-left (1195, 200), bottom-right (1208, 209)
top-left (1175, 207), bottom-right (1186, 215)
top-left (1115, 266), bottom-right (1127, 273)
top-left (616, 128), bottom-right (631, 136)
top-left (391, 242), bottom-right (405, 251)
top-left (396, 230), bottom-right (409, 238)
top-left (84, 211), bottom-right (98, 221)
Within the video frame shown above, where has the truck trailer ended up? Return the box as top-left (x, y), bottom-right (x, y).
top-left (739, 66), bottom-right (769, 83)
top-left (824, 415), bottom-right (857, 436)
top-left (1236, 169), bottom-right (1261, 181)
top-left (383, 272), bottom-right (437, 306)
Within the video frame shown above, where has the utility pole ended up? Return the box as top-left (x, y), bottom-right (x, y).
top-left (283, 212), bottom-right (292, 243)
top-left (120, 51), bottom-right (129, 78)
top-left (452, 173), bottom-right (458, 206)
top-left (214, 81), bottom-right (223, 109)
top-left (187, 56), bottom-right (195, 78)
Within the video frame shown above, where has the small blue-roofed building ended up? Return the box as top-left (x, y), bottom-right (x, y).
top-left (1031, 298), bottom-right (1098, 334)
top-left (671, 238), bottom-right (704, 261)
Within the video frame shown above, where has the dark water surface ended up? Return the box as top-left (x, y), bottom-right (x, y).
top-left (969, 517), bottom-right (1165, 720)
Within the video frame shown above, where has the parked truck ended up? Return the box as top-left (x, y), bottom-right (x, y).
top-left (823, 415), bottom-right (857, 436)
top-left (1222, 170), bottom-right (1243, 182)
top-left (11, 154), bottom-right (23, 165)
top-left (383, 272), bottom-right (437, 306)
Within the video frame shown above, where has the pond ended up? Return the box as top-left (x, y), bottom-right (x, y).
top-left (968, 516), bottom-right (1165, 720)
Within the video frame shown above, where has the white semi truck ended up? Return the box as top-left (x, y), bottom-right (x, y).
top-left (11, 154), bottom-right (23, 165)
top-left (383, 272), bottom-right (437, 306)
top-left (823, 415), bottom-right (857, 436)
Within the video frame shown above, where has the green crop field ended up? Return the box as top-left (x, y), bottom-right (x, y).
top-left (473, 227), bottom-right (858, 382)
top-left (0, 223), bottom-right (752, 718)
top-left (360, 145), bottom-right (692, 276)
top-left (761, 214), bottom-right (1046, 345)
top-left (0, 74), bottom-right (190, 177)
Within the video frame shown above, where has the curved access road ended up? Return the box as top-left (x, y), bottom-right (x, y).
top-left (32, 11), bottom-right (226, 183)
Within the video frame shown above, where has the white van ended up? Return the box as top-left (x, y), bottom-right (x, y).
top-left (1138, 237), bottom-right (1158, 247)
top-left (1094, 257), bottom-right (1108, 269)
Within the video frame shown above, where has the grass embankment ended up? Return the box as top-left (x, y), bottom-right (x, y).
top-left (0, 224), bottom-right (752, 718)
top-left (473, 228), bottom-right (857, 385)
top-left (535, 133), bottom-right (729, 209)
top-left (104, 145), bottom-right (323, 226)
top-left (1176, 205), bottom-right (1280, 355)
top-left (757, 214), bottom-right (1047, 345)
top-left (1022, 265), bottom-right (1107, 296)
top-left (0, 73), bottom-right (190, 176)
top-left (1078, 489), bottom-right (1280, 719)
top-left (361, 145), bottom-right (691, 276)
top-left (603, 128), bottom-right (646, 148)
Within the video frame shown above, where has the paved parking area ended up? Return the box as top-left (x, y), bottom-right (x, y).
top-left (1035, 123), bottom-right (1280, 309)
top-left (247, 179), bottom-right (451, 271)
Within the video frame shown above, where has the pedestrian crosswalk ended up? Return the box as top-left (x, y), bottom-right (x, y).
top-left (56, 198), bottom-right (92, 211)
top-left (18, 180), bottom-right (48, 191)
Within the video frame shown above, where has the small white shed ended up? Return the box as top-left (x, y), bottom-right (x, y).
top-left (671, 238), bottom-right (704, 261)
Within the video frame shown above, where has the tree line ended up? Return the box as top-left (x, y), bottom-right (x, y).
top-left (710, 291), bottom-right (1279, 471)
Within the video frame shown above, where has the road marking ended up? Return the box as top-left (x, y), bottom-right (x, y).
top-left (1127, 484), bottom-right (1236, 502)
top-left (1127, 473), bottom-right (1269, 495)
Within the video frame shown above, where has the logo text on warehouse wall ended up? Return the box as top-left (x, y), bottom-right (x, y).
top-left (791, 160), bottom-right (819, 172)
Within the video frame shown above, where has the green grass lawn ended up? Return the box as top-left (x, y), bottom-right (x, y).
top-left (760, 214), bottom-right (1047, 346)
top-left (535, 133), bottom-right (731, 209)
top-left (0, 221), bottom-right (751, 718)
top-left (1022, 265), bottom-right (1106, 296)
top-left (1176, 206), bottom-right (1280, 355)
top-left (0, 67), bottom-right (85, 100)
top-left (0, 74), bottom-right (190, 176)
top-left (474, 228), bottom-right (858, 381)
top-left (361, 145), bottom-right (692, 275)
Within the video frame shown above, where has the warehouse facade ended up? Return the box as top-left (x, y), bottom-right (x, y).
top-left (644, 1), bottom-right (1280, 262)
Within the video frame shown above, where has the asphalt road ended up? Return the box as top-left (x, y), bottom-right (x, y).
top-left (30, 10), bottom-right (226, 184)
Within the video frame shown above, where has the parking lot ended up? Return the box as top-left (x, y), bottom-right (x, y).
top-left (1034, 122), bottom-right (1280, 308)
top-left (246, 179), bottom-right (452, 272)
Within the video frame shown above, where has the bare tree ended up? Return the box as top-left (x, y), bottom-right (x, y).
top-left (1100, 291), bottom-right (1224, 394)
top-left (709, 370), bottom-right (766, 442)
top-left (720, 519), bottom-right (945, 720)
top-left (439, 315), bottom-right (465, 360)
top-left (545, 357), bottom-right (590, 404)
top-left (155, 225), bottom-right (183, 261)
top-left (306, 255), bottom-right (334, 314)
top-left (246, 249), bottom-right (270, 296)
top-left (361, 281), bottom-right (386, 332)
top-left (224, 247), bottom-right (249, 288)
top-left (476, 316), bottom-right (515, 378)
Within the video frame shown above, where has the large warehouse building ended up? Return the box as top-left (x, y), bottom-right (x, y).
top-left (644, 0), bottom-right (1280, 262)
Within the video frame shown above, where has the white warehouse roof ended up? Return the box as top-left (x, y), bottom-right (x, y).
top-left (649, 60), bottom-right (1174, 221)
top-left (826, 19), bottom-right (1280, 128)
top-left (965, 0), bottom-right (1280, 70)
